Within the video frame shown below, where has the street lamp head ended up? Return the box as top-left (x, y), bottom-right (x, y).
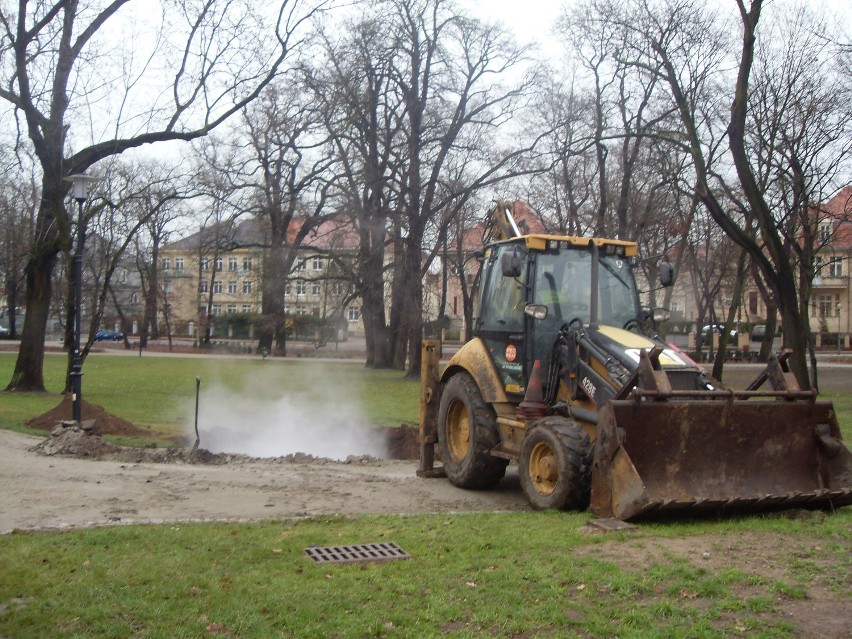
top-left (63, 173), bottom-right (100, 203)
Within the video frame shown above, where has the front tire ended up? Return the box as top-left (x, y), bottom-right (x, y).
top-left (438, 372), bottom-right (508, 489)
top-left (519, 417), bottom-right (592, 510)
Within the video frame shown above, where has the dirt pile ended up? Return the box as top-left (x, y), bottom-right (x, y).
top-left (31, 422), bottom-right (226, 464)
top-left (26, 395), bottom-right (180, 441)
top-left (26, 396), bottom-right (421, 463)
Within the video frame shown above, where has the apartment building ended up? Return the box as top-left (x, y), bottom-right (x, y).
top-left (158, 217), bottom-right (365, 340)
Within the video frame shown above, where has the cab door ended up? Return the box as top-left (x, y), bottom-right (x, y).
top-left (475, 242), bottom-right (530, 397)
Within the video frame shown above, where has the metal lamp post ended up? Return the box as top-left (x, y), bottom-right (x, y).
top-left (64, 173), bottom-right (99, 423)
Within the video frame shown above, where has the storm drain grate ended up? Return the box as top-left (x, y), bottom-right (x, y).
top-left (304, 542), bottom-right (410, 565)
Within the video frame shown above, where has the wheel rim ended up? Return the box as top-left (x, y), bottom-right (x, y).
top-left (445, 399), bottom-right (471, 462)
top-left (528, 441), bottom-right (558, 496)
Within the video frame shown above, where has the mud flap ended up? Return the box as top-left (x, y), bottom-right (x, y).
top-left (590, 398), bottom-right (852, 520)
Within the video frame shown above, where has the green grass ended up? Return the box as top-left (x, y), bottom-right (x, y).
top-left (1, 510), bottom-right (849, 638)
top-left (1, 352), bottom-right (850, 637)
top-left (0, 352), bottom-right (420, 437)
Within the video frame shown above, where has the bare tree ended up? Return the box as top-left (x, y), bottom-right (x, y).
top-left (385, 0), bottom-right (542, 374)
top-left (530, 74), bottom-right (598, 236)
top-left (55, 160), bottom-right (189, 386)
top-left (606, 0), bottom-right (851, 387)
top-left (0, 148), bottom-right (38, 338)
top-left (236, 80), bottom-right (336, 356)
top-left (1, 0), bottom-right (323, 392)
top-left (309, 11), bottom-right (408, 369)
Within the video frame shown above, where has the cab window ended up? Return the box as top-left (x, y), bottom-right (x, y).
top-left (478, 243), bottom-right (528, 333)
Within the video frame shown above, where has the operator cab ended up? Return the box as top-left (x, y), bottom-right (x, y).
top-left (475, 236), bottom-right (642, 399)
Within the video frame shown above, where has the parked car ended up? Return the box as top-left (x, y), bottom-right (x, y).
top-left (95, 328), bottom-right (125, 341)
top-left (700, 324), bottom-right (737, 340)
top-left (0, 323), bottom-right (9, 338)
top-left (750, 324), bottom-right (766, 341)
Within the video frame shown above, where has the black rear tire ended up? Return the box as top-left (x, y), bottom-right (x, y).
top-left (438, 372), bottom-right (508, 489)
top-left (519, 416), bottom-right (592, 510)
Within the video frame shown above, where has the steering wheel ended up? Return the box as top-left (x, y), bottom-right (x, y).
top-left (623, 318), bottom-right (641, 333)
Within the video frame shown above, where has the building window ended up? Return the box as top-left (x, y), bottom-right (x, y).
top-left (296, 306), bottom-right (307, 316)
top-left (213, 280), bottom-right (222, 294)
top-left (130, 292), bottom-right (139, 304)
top-left (296, 280), bottom-right (306, 296)
top-left (212, 304), bottom-right (222, 316)
top-left (312, 282), bottom-right (321, 296)
top-left (347, 307), bottom-right (361, 322)
top-left (215, 257), bottom-right (223, 271)
top-left (748, 291), bottom-right (758, 315)
top-left (163, 280), bottom-right (172, 293)
top-left (199, 281), bottom-right (209, 294)
top-left (296, 260), bottom-right (306, 271)
top-left (161, 258), bottom-right (170, 271)
top-left (228, 280), bottom-right (237, 294)
top-left (201, 259), bottom-right (209, 271)
top-left (818, 295), bottom-right (834, 317)
top-left (228, 257), bottom-right (238, 271)
top-left (312, 307), bottom-right (320, 317)
top-left (242, 257), bottom-right (252, 271)
top-left (814, 256), bottom-right (823, 275)
top-left (829, 257), bottom-right (843, 278)
top-left (175, 257), bottom-right (184, 271)
top-left (227, 304), bottom-right (237, 314)
top-left (242, 304), bottom-right (252, 313)
top-left (819, 223), bottom-right (831, 244)
top-left (284, 282), bottom-right (291, 296)
top-left (120, 269), bottom-right (128, 284)
top-left (331, 282), bottom-right (343, 295)
top-left (312, 256), bottom-right (324, 271)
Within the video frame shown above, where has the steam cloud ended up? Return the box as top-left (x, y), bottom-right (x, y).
top-left (189, 367), bottom-right (387, 460)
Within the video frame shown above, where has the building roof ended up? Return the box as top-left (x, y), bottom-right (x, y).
top-left (163, 215), bottom-right (361, 253)
top-left (822, 187), bottom-right (852, 250)
top-left (454, 200), bottom-right (547, 251)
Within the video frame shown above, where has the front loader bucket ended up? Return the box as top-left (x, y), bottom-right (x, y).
top-left (590, 397), bottom-right (852, 520)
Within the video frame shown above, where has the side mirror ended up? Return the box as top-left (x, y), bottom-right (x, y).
top-left (524, 304), bottom-right (548, 320)
top-left (659, 261), bottom-right (675, 287)
top-left (501, 248), bottom-right (522, 278)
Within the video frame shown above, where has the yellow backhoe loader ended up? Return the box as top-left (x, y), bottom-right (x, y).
top-left (418, 201), bottom-right (852, 520)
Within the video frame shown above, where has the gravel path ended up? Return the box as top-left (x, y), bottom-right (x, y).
top-left (0, 429), bottom-right (527, 533)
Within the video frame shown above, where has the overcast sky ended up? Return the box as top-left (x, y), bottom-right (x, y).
top-left (459, 0), bottom-right (563, 61)
top-left (459, 0), bottom-right (851, 60)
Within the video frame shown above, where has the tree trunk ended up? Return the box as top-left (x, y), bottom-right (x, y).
top-left (759, 305), bottom-right (778, 361)
top-left (6, 250), bottom-right (57, 392)
top-left (259, 243), bottom-right (288, 357)
top-left (712, 248), bottom-right (748, 380)
top-left (360, 215), bottom-right (392, 368)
